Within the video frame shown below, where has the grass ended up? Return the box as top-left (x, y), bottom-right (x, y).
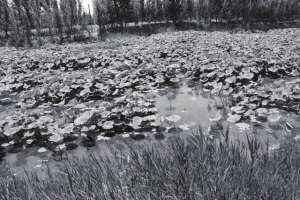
top-left (0, 129), bottom-right (299, 200)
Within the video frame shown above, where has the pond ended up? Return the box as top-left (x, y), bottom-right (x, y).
top-left (2, 81), bottom-right (299, 177)
top-left (1, 29), bottom-right (300, 179)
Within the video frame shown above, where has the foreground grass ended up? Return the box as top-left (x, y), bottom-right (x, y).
top-left (0, 131), bottom-right (299, 200)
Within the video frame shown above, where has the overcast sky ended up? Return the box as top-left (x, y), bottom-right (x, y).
top-left (82, 0), bottom-right (93, 11)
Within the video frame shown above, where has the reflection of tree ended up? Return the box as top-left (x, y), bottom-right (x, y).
top-left (166, 89), bottom-right (177, 112)
top-left (213, 96), bottom-right (224, 109)
top-left (207, 103), bottom-right (212, 112)
top-left (192, 84), bottom-right (201, 96)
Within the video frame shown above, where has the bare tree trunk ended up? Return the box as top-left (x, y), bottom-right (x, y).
top-left (33, 0), bottom-right (42, 46)
top-left (2, 0), bottom-right (10, 39)
top-left (22, 0), bottom-right (33, 46)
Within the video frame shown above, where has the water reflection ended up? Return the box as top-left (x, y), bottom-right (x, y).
top-left (156, 82), bottom-right (300, 147)
top-left (156, 83), bottom-right (220, 129)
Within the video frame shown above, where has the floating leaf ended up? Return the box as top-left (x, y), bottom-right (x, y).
top-left (131, 116), bottom-right (143, 129)
top-left (227, 114), bottom-right (241, 123)
top-left (231, 106), bottom-right (245, 114)
top-left (102, 121), bottom-right (114, 130)
top-left (165, 115), bottom-right (181, 123)
top-left (49, 134), bottom-right (63, 143)
top-left (38, 147), bottom-right (48, 153)
top-left (179, 124), bottom-right (190, 131)
top-left (256, 108), bottom-right (268, 116)
top-left (239, 72), bottom-right (254, 80)
top-left (130, 132), bottom-right (146, 140)
top-left (170, 77), bottom-right (180, 83)
top-left (225, 76), bottom-right (236, 84)
top-left (74, 111), bottom-right (96, 126)
top-left (56, 144), bottom-right (66, 151)
top-left (97, 135), bottom-right (110, 141)
top-left (4, 126), bottom-right (22, 137)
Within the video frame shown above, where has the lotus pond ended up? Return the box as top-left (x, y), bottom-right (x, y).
top-left (0, 29), bottom-right (300, 175)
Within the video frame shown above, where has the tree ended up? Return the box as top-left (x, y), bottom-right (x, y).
top-left (94, 0), bottom-right (108, 40)
top-left (111, 0), bottom-right (132, 28)
top-left (60, 0), bottom-right (79, 38)
top-left (32, 0), bottom-right (44, 45)
top-left (210, 0), bottom-right (222, 22)
top-left (146, 0), bottom-right (156, 22)
top-left (167, 0), bottom-right (184, 25)
top-left (1, 0), bottom-right (300, 47)
top-left (186, 0), bottom-right (194, 20)
top-left (156, 0), bottom-right (165, 21)
top-left (0, 0), bottom-right (10, 39)
top-left (41, 0), bottom-right (55, 36)
top-left (52, 0), bottom-right (63, 42)
top-left (10, 0), bottom-right (27, 46)
top-left (70, 0), bottom-right (78, 33)
top-left (140, 0), bottom-right (145, 23)
top-left (78, 0), bottom-right (83, 26)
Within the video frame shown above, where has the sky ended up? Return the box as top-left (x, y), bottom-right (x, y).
top-left (82, 0), bottom-right (93, 11)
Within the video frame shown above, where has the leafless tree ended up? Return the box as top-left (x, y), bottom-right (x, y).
top-left (1, 0), bottom-right (300, 46)
top-left (94, 0), bottom-right (108, 40)
top-left (0, 0), bottom-right (10, 39)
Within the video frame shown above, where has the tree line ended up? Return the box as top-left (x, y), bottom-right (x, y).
top-left (0, 0), bottom-right (299, 46)
top-left (0, 0), bottom-right (94, 46)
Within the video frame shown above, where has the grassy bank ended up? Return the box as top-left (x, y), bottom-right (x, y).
top-left (0, 130), bottom-right (299, 200)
